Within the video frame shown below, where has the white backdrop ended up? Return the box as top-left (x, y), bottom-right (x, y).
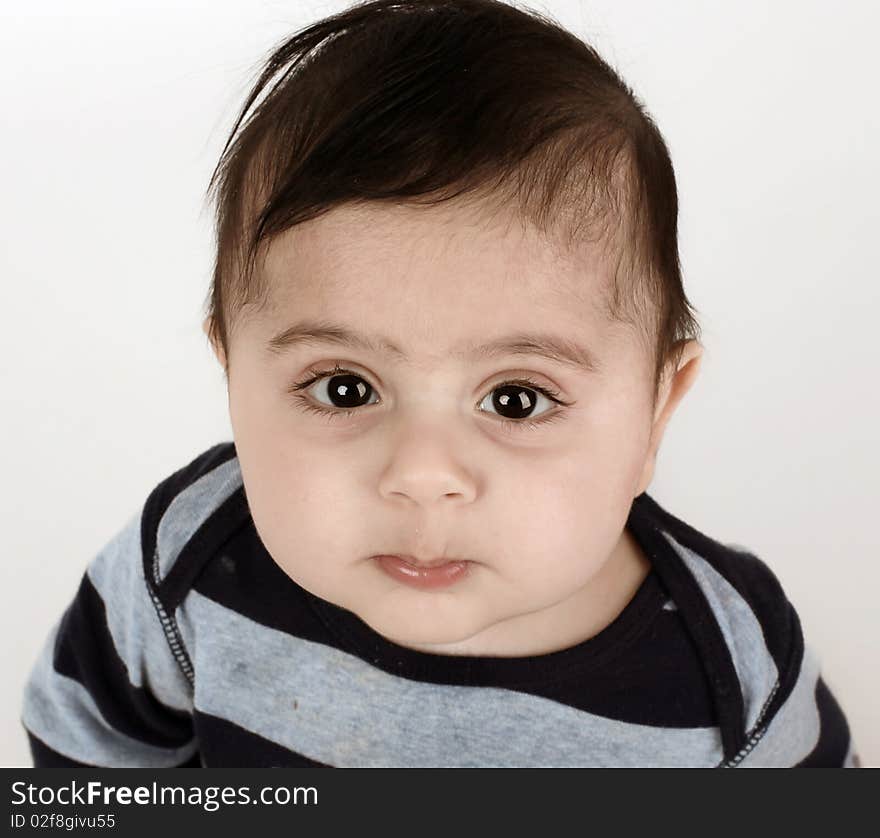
top-left (1, 0), bottom-right (877, 767)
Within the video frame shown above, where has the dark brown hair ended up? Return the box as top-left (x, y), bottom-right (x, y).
top-left (202, 0), bottom-right (701, 407)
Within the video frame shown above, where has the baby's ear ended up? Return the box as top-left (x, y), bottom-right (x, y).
top-left (202, 316), bottom-right (227, 371)
top-left (635, 340), bottom-right (703, 495)
top-left (654, 340), bottom-right (703, 428)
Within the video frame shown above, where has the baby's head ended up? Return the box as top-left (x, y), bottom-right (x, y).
top-left (201, 0), bottom-right (703, 656)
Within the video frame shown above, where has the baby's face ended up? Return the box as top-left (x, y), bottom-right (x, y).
top-left (212, 200), bottom-right (665, 656)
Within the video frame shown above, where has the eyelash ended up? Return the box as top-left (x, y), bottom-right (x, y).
top-left (288, 364), bottom-right (572, 433)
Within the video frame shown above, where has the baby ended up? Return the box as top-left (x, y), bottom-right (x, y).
top-left (21, 0), bottom-right (859, 767)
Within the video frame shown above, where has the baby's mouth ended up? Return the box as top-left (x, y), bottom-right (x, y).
top-left (372, 554), bottom-right (472, 589)
top-left (380, 553), bottom-right (466, 568)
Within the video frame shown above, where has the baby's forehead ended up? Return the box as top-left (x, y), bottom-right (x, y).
top-left (293, 198), bottom-right (599, 253)
top-left (263, 199), bottom-right (614, 305)
top-left (244, 203), bottom-right (646, 378)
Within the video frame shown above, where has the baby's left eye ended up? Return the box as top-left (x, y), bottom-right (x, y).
top-left (478, 382), bottom-right (558, 422)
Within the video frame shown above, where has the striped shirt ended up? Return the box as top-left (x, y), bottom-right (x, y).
top-left (21, 442), bottom-right (860, 767)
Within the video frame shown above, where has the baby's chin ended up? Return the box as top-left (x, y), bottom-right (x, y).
top-left (351, 597), bottom-right (494, 654)
top-left (282, 564), bottom-right (502, 651)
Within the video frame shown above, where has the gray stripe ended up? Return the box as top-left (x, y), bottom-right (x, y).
top-left (156, 457), bottom-right (242, 581)
top-left (21, 619), bottom-right (199, 768)
top-left (662, 531), bottom-right (778, 732)
top-left (181, 590), bottom-right (725, 767)
top-left (87, 510), bottom-right (193, 713)
top-left (735, 645), bottom-right (821, 767)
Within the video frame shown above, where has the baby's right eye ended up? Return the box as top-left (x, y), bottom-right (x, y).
top-left (303, 368), bottom-right (378, 410)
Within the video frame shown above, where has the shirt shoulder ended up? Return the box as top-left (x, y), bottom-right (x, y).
top-left (634, 493), bottom-right (798, 673)
top-left (630, 493), bottom-right (855, 767)
top-left (20, 441), bottom-right (242, 767)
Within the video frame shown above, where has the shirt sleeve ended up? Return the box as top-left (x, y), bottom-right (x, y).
top-left (794, 668), bottom-right (861, 768)
top-left (704, 542), bottom-right (860, 768)
top-left (20, 508), bottom-right (201, 767)
top-left (733, 640), bottom-right (860, 767)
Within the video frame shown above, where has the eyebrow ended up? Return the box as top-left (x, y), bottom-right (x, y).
top-left (266, 319), bottom-right (601, 375)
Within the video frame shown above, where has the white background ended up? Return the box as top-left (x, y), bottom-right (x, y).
top-left (1, 0), bottom-right (877, 767)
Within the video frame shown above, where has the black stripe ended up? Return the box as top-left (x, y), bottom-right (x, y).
top-left (193, 711), bottom-right (331, 767)
top-left (52, 572), bottom-right (195, 749)
top-left (26, 729), bottom-right (96, 768)
top-left (25, 729), bottom-right (200, 768)
top-left (794, 676), bottom-right (851, 767)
